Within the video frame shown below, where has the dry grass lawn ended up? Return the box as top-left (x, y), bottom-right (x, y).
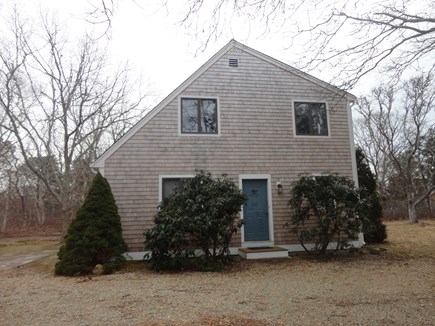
top-left (0, 220), bottom-right (434, 326)
top-left (0, 236), bottom-right (60, 255)
top-left (376, 220), bottom-right (434, 258)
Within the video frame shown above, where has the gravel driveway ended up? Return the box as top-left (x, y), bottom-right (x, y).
top-left (0, 250), bottom-right (56, 270)
top-left (1, 221), bottom-right (434, 325)
top-left (1, 254), bottom-right (434, 325)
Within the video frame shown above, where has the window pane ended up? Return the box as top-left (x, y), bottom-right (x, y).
top-left (162, 178), bottom-right (181, 200)
top-left (181, 98), bottom-right (218, 134)
top-left (311, 103), bottom-right (328, 135)
top-left (295, 103), bottom-right (310, 135)
top-left (200, 99), bottom-right (218, 133)
top-left (294, 102), bottom-right (328, 136)
top-left (181, 99), bottom-right (199, 133)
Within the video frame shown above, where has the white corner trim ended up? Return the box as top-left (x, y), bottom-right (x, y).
top-left (358, 232), bottom-right (365, 247)
top-left (91, 167), bottom-right (105, 176)
top-left (347, 100), bottom-right (359, 186)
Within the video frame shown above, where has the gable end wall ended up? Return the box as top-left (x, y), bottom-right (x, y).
top-left (104, 47), bottom-right (355, 251)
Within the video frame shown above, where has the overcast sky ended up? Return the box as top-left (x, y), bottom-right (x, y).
top-left (4, 0), bottom-right (278, 107)
top-left (107, 1), bottom-right (306, 103)
top-left (2, 0), bottom-right (431, 110)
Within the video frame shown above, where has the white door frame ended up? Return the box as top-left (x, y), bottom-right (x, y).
top-left (239, 174), bottom-right (274, 248)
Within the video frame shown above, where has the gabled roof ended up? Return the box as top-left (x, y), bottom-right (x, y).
top-left (92, 40), bottom-right (356, 168)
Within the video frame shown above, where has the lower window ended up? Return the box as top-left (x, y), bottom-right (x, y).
top-left (161, 178), bottom-right (182, 201)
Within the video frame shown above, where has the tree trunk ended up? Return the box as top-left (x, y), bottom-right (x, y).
top-left (1, 195), bottom-right (9, 232)
top-left (61, 206), bottom-right (73, 236)
top-left (427, 197), bottom-right (433, 215)
top-left (18, 193), bottom-right (28, 227)
top-left (35, 187), bottom-right (46, 225)
top-left (407, 191), bottom-right (418, 224)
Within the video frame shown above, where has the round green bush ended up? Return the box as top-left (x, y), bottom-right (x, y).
top-left (289, 173), bottom-right (364, 255)
top-left (144, 170), bottom-right (247, 271)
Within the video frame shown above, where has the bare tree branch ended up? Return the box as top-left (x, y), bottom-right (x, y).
top-left (354, 73), bottom-right (435, 223)
top-left (0, 10), bottom-right (145, 227)
top-left (173, 0), bottom-right (435, 90)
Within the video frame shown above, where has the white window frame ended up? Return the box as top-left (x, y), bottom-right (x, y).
top-left (300, 172), bottom-right (332, 182)
top-left (159, 174), bottom-right (194, 202)
top-left (292, 100), bottom-right (331, 138)
top-left (178, 96), bottom-right (221, 136)
top-left (311, 172), bottom-right (329, 179)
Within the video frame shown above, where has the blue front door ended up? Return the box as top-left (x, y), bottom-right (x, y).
top-left (242, 179), bottom-right (269, 241)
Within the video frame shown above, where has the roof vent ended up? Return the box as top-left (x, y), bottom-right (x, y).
top-left (229, 58), bottom-right (238, 68)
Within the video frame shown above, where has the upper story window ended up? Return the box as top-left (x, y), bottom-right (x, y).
top-left (181, 98), bottom-right (218, 134)
top-left (294, 101), bottom-right (328, 136)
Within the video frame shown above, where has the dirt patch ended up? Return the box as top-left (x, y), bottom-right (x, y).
top-left (0, 220), bottom-right (434, 325)
top-left (138, 316), bottom-right (284, 326)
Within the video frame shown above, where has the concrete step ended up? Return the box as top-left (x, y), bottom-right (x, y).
top-left (238, 246), bottom-right (288, 260)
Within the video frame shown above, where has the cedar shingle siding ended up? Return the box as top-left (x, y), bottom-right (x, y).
top-left (93, 41), bottom-right (358, 252)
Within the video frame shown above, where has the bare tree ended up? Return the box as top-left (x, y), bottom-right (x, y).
top-left (0, 13), bottom-right (23, 232)
top-left (413, 126), bottom-right (435, 214)
top-left (0, 138), bottom-right (15, 232)
top-left (353, 104), bottom-right (392, 196)
top-left (0, 11), bottom-right (143, 229)
top-left (81, 0), bottom-right (144, 39)
top-left (354, 73), bottom-right (435, 223)
top-left (81, 0), bottom-right (434, 89)
top-left (171, 0), bottom-right (435, 89)
top-left (84, 0), bottom-right (116, 38)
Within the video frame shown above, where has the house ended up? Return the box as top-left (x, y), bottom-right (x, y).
top-left (91, 40), bottom-right (364, 259)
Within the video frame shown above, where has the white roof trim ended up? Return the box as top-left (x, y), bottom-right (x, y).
top-left (91, 40), bottom-right (356, 169)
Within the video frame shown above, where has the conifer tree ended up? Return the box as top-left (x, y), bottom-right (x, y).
top-left (55, 172), bottom-right (127, 275)
top-left (356, 148), bottom-right (387, 243)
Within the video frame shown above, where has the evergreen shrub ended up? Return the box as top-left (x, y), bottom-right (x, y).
top-left (356, 148), bottom-right (387, 243)
top-left (144, 170), bottom-right (247, 271)
top-left (289, 173), bottom-right (364, 255)
top-left (55, 172), bottom-right (127, 276)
